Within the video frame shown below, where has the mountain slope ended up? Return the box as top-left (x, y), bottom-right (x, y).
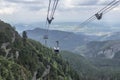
top-left (61, 51), bottom-right (120, 80)
top-left (0, 56), bottom-right (31, 80)
top-left (61, 51), bottom-right (98, 78)
top-left (75, 40), bottom-right (120, 59)
top-left (0, 21), bottom-right (80, 80)
top-left (101, 32), bottom-right (120, 41)
top-left (26, 28), bottom-right (99, 51)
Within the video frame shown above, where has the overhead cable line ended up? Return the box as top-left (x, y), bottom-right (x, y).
top-left (80, 0), bottom-right (120, 26)
top-left (103, 0), bottom-right (120, 14)
top-left (83, 0), bottom-right (117, 24)
top-left (71, 0), bottom-right (120, 33)
top-left (98, 0), bottom-right (116, 13)
top-left (58, 0), bottom-right (120, 42)
top-left (43, 0), bottom-right (59, 45)
top-left (80, 0), bottom-right (119, 27)
top-left (47, 0), bottom-right (59, 24)
top-left (50, 0), bottom-right (59, 20)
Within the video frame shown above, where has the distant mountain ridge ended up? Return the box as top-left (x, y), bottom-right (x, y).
top-left (75, 40), bottom-right (120, 59)
top-left (15, 22), bottom-right (120, 35)
top-left (101, 32), bottom-right (120, 41)
top-left (26, 28), bottom-right (100, 51)
top-left (26, 27), bottom-right (120, 53)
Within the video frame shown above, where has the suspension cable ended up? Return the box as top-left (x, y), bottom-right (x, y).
top-left (50, 0), bottom-right (59, 20)
top-left (58, 0), bottom-right (120, 42)
top-left (43, 0), bottom-right (59, 45)
top-left (80, 0), bottom-right (118, 27)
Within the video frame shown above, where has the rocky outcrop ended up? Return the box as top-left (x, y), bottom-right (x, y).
top-left (97, 43), bottom-right (120, 59)
top-left (32, 71), bottom-right (38, 80)
top-left (1, 42), bottom-right (11, 58)
top-left (98, 48), bottom-right (115, 59)
top-left (41, 65), bottom-right (51, 79)
top-left (76, 40), bottom-right (120, 59)
top-left (0, 31), bottom-right (19, 59)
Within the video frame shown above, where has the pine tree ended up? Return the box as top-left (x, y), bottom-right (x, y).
top-left (22, 31), bottom-right (27, 45)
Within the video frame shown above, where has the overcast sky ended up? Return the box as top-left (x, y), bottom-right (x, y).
top-left (0, 0), bottom-right (120, 24)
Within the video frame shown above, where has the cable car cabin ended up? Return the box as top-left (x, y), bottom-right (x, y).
top-left (54, 47), bottom-right (59, 54)
top-left (95, 13), bottom-right (103, 20)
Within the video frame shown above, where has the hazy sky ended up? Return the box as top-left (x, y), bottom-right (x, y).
top-left (0, 0), bottom-right (120, 24)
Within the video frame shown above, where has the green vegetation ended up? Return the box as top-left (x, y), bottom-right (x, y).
top-left (22, 31), bottom-right (27, 46)
top-left (1, 20), bottom-right (120, 80)
top-left (0, 56), bottom-right (31, 80)
top-left (61, 51), bottom-right (120, 80)
top-left (0, 21), bottom-right (80, 80)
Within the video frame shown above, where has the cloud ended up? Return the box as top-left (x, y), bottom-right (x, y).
top-left (0, 0), bottom-right (17, 15)
top-left (4, 0), bottom-right (43, 4)
top-left (61, 0), bottom-right (113, 9)
top-left (0, 7), bottom-right (15, 15)
top-left (0, 0), bottom-right (119, 24)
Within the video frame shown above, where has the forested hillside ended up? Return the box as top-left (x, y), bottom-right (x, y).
top-left (0, 21), bottom-right (80, 80)
top-left (61, 51), bottom-right (120, 80)
top-left (1, 20), bottom-right (120, 80)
